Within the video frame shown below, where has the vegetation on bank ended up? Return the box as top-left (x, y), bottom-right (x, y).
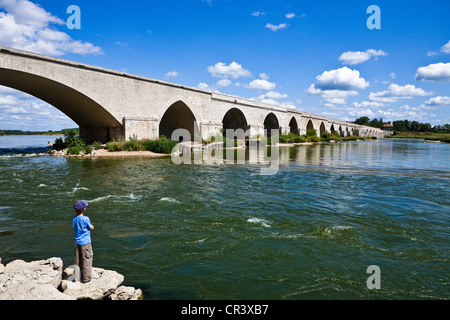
top-left (53, 129), bottom-right (93, 155)
top-left (53, 131), bottom-right (179, 155)
top-left (105, 135), bottom-right (178, 154)
top-left (201, 129), bottom-right (375, 147)
top-left (0, 128), bottom-right (79, 136)
top-left (387, 131), bottom-right (450, 143)
top-left (278, 130), bottom-right (375, 144)
top-left (353, 116), bottom-right (450, 134)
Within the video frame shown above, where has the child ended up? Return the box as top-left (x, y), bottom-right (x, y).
top-left (73, 200), bottom-right (94, 283)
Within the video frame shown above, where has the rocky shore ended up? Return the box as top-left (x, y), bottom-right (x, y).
top-left (48, 148), bottom-right (169, 158)
top-left (0, 257), bottom-right (143, 300)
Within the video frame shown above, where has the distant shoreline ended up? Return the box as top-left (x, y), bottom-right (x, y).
top-left (0, 128), bottom-right (77, 136)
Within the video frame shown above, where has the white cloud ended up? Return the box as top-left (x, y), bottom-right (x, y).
top-left (352, 101), bottom-right (385, 109)
top-left (0, 0), bottom-right (102, 56)
top-left (259, 73), bottom-right (270, 80)
top-left (339, 49), bottom-right (387, 65)
top-left (312, 67), bottom-right (369, 91)
top-left (427, 40), bottom-right (450, 56)
top-left (252, 11), bottom-right (265, 17)
top-left (197, 83), bottom-right (211, 91)
top-left (415, 62), bottom-right (450, 82)
top-left (369, 84), bottom-right (432, 103)
top-left (425, 96), bottom-right (450, 106)
top-left (216, 79), bottom-right (232, 88)
top-left (307, 67), bottom-right (369, 106)
top-left (247, 79), bottom-right (276, 91)
top-left (207, 61), bottom-right (252, 79)
top-left (261, 91), bottom-right (288, 99)
top-left (286, 13), bottom-right (295, 19)
top-left (389, 72), bottom-right (396, 79)
top-left (165, 71), bottom-right (179, 79)
top-left (440, 40), bottom-right (450, 54)
top-left (0, 0), bottom-right (64, 28)
top-left (307, 86), bottom-right (359, 106)
top-left (265, 23), bottom-right (288, 32)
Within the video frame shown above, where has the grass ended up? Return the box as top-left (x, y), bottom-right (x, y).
top-left (387, 132), bottom-right (450, 143)
top-left (106, 136), bottom-right (178, 154)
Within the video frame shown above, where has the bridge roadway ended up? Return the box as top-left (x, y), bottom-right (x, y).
top-left (0, 46), bottom-right (386, 143)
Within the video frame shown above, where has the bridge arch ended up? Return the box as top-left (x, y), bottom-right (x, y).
top-left (306, 119), bottom-right (314, 131)
top-left (319, 122), bottom-right (326, 136)
top-left (289, 117), bottom-right (299, 135)
top-left (222, 108), bottom-right (249, 134)
top-left (159, 100), bottom-right (198, 141)
top-left (330, 124), bottom-right (336, 134)
top-left (264, 112), bottom-right (280, 137)
top-left (0, 68), bottom-right (123, 143)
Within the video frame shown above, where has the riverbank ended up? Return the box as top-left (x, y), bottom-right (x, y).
top-left (0, 257), bottom-right (143, 300)
top-left (47, 139), bottom-right (373, 158)
top-left (387, 132), bottom-right (450, 143)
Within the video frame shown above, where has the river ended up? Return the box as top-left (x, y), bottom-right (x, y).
top-left (0, 135), bottom-right (448, 299)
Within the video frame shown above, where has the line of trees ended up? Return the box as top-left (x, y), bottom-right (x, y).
top-left (353, 117), bottom-right (449, 133)
top-left (0, 128), bottom-right (79, 136)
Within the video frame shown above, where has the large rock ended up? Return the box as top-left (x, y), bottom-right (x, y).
top-left (0, 257), bottom-right (74, 300)
top-left (0, 257), bottom-right (143, 300)
top-left (61, 267), bottom-right (124, 300)
top-left (110, 286), bottom-right (143, 300)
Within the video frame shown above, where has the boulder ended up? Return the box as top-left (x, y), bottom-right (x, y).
top-left (61, 267), bottom-right (124, 300)
top-left (110, 286), bottom-right (143, 300)
top-left (0, 257), bottom-right (74, 300)
top-left (0, 257), bottom-right (143, 300)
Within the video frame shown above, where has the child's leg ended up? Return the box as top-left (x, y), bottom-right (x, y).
top-left (80, 243), bottom-right (93, 283)
top-left (73, 246), bottom-right (82, 282)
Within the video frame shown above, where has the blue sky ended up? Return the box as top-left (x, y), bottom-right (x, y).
top-left (0, 0), bottom-right (449, 131)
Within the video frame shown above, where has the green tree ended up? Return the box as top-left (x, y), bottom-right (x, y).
top-left (354, 116), bottom-right (370, 126)
top-left (418, 123), bottom-right (432, 132)
top-left (393, 120), bottom-right (410, 132)
top-left (0, 130), bottom-right (4, 137)
top-left (369, 118), bottom-right (384, 128)
top-left (410, 121), bottom-right (420, 132)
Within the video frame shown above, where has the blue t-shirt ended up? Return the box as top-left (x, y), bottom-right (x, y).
top-left (73, 215), bottom-right (92, 246)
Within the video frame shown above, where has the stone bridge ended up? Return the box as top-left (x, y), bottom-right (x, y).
top-left (0, 46), bottom-right (386, 143)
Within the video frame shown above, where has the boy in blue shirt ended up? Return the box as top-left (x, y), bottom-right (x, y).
top-left (73, 200), bottom-right (94, 283)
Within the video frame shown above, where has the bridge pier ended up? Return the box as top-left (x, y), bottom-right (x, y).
top-left (80, 126), bottom-right (124, 143)
top-left (123, 117), bottom-right (158, 141)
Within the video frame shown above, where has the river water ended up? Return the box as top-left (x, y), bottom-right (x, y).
top-left (0, 135), bottom-right (448, 299)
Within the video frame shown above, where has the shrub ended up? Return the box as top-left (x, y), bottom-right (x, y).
top-left (292, 135), bottom-right (308, 143)
top-left (92, 141), bottom-right (103, 150)
top-left (64, 130), bottom-right (85, 148)
top-left (332, 132), bottom-right (342, 141)
top-left (308, 135), bottom-right (321, 142)
top-left (106, 140), bottom-right (125, 152)
top-left (142, 136), bottom-right (178, 154)
top-left (343, 135), bottom-right (359, 141)
top-left (306, 129), bottom-right (318, 138)
top-left (84, 146), bottom-right (93, 155)
top-left (67, 146), bottom-right (84, 155)
top-left (320, 132), bottom-right (332, 141)
top-left (125, 137), bottom-right (142, 151)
